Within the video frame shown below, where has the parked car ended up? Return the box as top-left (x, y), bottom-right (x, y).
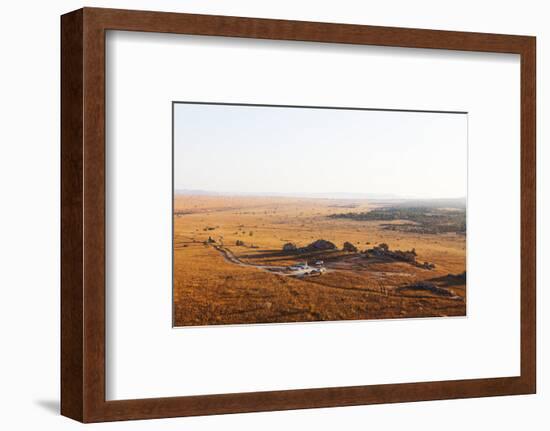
top-left (290, 262), bottom-right (309, 270)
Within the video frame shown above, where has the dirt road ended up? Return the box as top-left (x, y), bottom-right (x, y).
top-left (212, 245), bottom-right (323, 277)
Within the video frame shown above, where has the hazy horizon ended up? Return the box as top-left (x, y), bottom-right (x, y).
top-left (174, 103), bottom-right (467, 200)
top-left (174, 188), bottom-right (466, 201)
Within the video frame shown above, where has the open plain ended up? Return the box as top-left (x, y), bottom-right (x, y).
top-left (173, 194), bottom-right (466, 326)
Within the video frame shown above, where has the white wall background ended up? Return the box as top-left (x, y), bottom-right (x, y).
top-left (0, 0), bottom-right (546, 429)
top-left (107, 32), bottom-right (521, 400)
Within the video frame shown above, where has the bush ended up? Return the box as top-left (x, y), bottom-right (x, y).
top-left (343, 241), bottom-right (358, 252)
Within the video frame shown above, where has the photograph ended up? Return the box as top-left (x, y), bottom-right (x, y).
top-left (172, 102), bottom-right (467, 327)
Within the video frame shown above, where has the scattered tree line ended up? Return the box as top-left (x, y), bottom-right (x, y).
top-left (280, 240), bottom-right (436, 270)
top-left (328, 206), bottom-right (466, 235)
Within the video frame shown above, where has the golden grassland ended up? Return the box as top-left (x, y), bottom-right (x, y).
top-left (173, 195), bottom-right (466, 326)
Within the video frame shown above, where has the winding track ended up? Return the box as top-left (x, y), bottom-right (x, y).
top-left (212, 244), bottom-right (322, 277)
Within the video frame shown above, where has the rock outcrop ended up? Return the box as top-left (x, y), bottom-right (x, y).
top-left (366, 243), bottom-right (435, 269)
top-left (305, 239), bottom-right (337, 251)
top-left (282, 239), bottom-right (337, 253)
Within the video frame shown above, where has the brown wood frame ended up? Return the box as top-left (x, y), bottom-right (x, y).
top-left (61, 7), bottom-right (536, 423)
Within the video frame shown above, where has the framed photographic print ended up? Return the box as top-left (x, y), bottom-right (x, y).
top-left (61, 7), bottom-right (536, 422)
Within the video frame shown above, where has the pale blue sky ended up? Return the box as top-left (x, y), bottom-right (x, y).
top-left (174, 103), bottom-right (467, 199)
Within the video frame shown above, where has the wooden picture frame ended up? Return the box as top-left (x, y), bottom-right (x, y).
top-left (61, 7), bottom-right (536, 423)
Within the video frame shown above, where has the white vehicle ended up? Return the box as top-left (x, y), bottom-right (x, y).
top-left (290, 262), bottom-right (309, 270)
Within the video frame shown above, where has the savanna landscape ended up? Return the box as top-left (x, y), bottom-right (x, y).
top-left (173, 102), bottom-right (467, 326)
top-left (173, 194), bottom-right (466, 326)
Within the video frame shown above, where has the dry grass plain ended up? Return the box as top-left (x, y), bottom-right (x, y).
top-left (173, 194), bottom-right (466, 326)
